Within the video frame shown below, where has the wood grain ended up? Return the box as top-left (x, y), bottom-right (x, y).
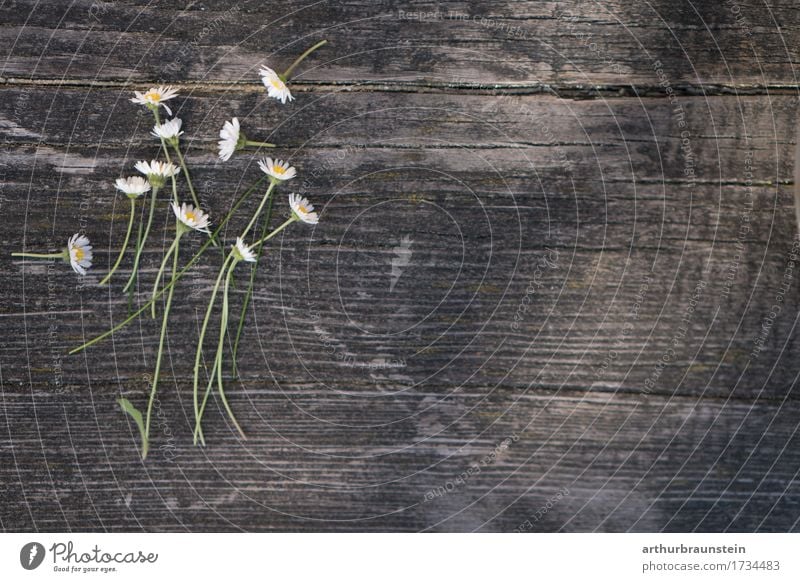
top-left (1, 0), bottom-right (800, 533)
top-left (1, 0), bottom-right (799, 88)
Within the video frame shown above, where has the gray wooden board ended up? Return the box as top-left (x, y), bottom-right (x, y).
top-left (1, 0), bottom-right (799, 87)
top-left (1, 0), bottom-right (800, 532)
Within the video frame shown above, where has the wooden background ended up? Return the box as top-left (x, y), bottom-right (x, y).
top-left (2, 0), bottom-right (800, 532)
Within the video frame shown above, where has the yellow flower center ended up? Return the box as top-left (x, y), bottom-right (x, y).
top-left (144, 90), bottom-right (162, 102)
top-left (298, 204), bottom-right (308, 214)
top-left (273, 165), bottom-right (286, 175)
top-left (271, 79), bottom-right (285, 90)
top-left (74, 248), bottom-right (84, 261)
top-left (185, 211), bottom-right (196, 223)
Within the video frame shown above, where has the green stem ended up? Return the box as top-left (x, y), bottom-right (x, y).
top-left (169, 172), bottom-right (178, 205)
top-left (123, 186), bottom-right (160, 295)
top-left (152, 109), bottom-right (180, 207)
top-left (171, 136), bottom-right (221, 250)
top-left (242, 182), bottom-right (275, 238)
top-left (195, 261), bottom-right (246, 442)
top-left (282, 39), bottom-right (327, 80)
top-left (99, 197), bottom-right (136, 286)
top-left (244, 140), bottom-right (276, 149)
top-left (171, 142), bottom-right (201, 210)
top-left (193, 254), bottom-right (234, 446)
top-left (126, 219), bottom-right (142, 311)
top-left (151, 234), bottom-right (180, 319)
top-left (142, 235), bottom-right (180, 460)
top-left (255, 216), bottom-right (297, 246)
top-left (195, 357), bottom-right (219, 444)
top-left (69, 176), bottom-right (267, 355)
top-left (153, 109), bottom-right (174, 166)
top-left (216, 264), bottom-right (247, 439)
top-left (231, 192), bottom-right (275, 378)
top-left (193, 216), bottom-right (298, 438)
top-left (11, 251), bottom-right (65, 259)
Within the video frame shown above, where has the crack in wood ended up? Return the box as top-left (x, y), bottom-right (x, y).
top-left (2, 77), bottom-right (797, 99)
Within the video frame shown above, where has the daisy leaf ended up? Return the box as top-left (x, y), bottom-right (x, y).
top-left (117, 398), bottom-right (147, 455)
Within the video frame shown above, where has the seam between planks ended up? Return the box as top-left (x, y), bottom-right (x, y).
top-left (1, 77), bottom-right (798, 99)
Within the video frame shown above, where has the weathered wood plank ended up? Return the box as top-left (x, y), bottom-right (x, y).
top-left (2, 0), bottom-right (800, 534)
top-left (0, 89), bottom-right (798, 402)
top-left (2, 391), bottom-right (799, 531)
top-left (3, 236), bottom-right (799, 400)
top-left (1, 89), bottom-right (794, 183)
top-left (1, 0), bottom-right (798, 88)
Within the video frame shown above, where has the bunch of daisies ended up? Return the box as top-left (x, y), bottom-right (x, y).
top-left (13, 40), bottom-right (326, 459)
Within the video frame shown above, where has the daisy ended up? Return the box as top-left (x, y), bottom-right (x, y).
top-left (218, 117), bottom-right (242, 162)
top-left (171, 201), bottom-right (211, 234)
top-left (232, 237), bottom-right (257, 263)
top-left (217, 117), bottom-right (276, 162)
top-left (135, 159), bottom-right (179, 178)
top-left (68, 234), bottom-right (93, 275)
top-left (151, 117), bottom-right (183, 141)
top-left (289, 193), bottom-right (319, 225)
top-left (258, 157), bottom-right (296, 182)
top-left (256, 40), bottom-right (327, 106)
top-left (114, 176), bottom-right (151, 198)
top-left (11, 233), bottom-right (93, 276)
top-left (259, 66), bottom-right (293, 104)
top-left (131, 85), bottom-right (179, 115)
top-left (135, 159), bottom-right (179, 188)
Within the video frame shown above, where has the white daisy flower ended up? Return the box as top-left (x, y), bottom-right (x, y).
top-left (258, 157), bottom-right (296, 182)
top-left (218, 117), bottom-right (242, 162)
top-left (232, 237), bottom-right (257, 263)
top-left (135, 159), bottom-right (179, 188)
top-left (171, 201), bottom-right (211, 233)
top-left (218, 117), bottom-right (275, 161)
top-left (131, 85), bottom-right (180, 115)
top-left (289, 193), bottom-right (319, 225)
top-left (259, 66), bottom-right (294, 104)
top-left (135, 160), bottom-right (179, 178)
top-left (114, 176), bottom-right (151, 198)
top-left (67, 233), bottom-right (93, 275)
top-left (151, 117), bottom-right (183, 141)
